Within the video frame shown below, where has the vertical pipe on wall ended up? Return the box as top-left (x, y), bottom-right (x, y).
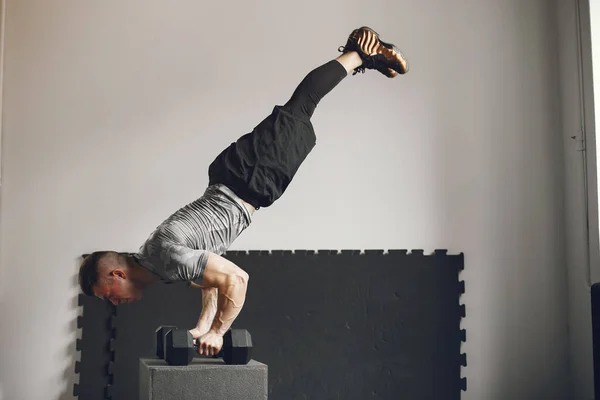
top-left (577, 0), bottom-right (600, 398)
top-left (558, 0), bottom-right (596, 397)
top-left (0, 0), bottom-right (6, 301)
top-left (576, 0), bottom-right (600, 287)
top-left (575, 0), bottom-right (592, 287)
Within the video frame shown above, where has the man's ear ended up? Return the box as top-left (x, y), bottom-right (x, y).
top-left (110, 269), bottom-right (127, 279)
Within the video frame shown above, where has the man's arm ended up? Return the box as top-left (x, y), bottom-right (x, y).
top-left (200, 252), bottom-right (249, 335)
top-left (188, 252), bottom-right (249, 357)
top-left (188, 284), bottom-right (219, 337)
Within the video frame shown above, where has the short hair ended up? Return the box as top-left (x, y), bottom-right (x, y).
top-left (78, 251), bottom-right (127, 296)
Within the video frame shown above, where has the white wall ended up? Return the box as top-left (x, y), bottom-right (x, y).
top-left (0, 1), bottom-right (570, 399)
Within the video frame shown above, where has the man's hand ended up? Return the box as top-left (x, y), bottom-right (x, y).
top-left (193, 331), bottom-right (223, 356)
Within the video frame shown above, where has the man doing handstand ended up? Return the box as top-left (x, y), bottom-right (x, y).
top-left (78, 26), bottom-right (409, 356)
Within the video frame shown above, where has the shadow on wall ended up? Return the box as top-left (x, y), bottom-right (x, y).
top-left (57, 261), bottom-right (84, 400)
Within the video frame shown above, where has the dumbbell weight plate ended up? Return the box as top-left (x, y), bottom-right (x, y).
top-left (223, 329), bottom-right (253, 365)
top-left (165, 329), bottom-right (195, 366)
top-left (155, 325), bottom-right (177, 359)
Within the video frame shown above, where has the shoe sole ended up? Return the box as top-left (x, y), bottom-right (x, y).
top-left (357, 26), bottom-right (409, 74)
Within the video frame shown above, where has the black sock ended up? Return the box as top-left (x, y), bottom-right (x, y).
top-left (283, 60), bottom-right (348, 119)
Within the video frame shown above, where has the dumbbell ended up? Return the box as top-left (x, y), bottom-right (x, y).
top-left (155, 325), bottom-right (252, 366)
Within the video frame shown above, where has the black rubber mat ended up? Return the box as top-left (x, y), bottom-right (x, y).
top-left (73, 292), bottom-right (116, 399)
top-left (75, 249), bottom-right (466, 399)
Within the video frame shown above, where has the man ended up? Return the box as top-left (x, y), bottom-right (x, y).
top-left (78, 26), bottom-right (409, 357)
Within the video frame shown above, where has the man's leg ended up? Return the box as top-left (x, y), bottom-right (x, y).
top-left (207, 57), bottom-right (353, 209)
top-left (282, 52), bottom-right (362, 120)
top-left (208, 26), bottom-right (409, 209)
top-left (269, 25), bottom-right (409, 121)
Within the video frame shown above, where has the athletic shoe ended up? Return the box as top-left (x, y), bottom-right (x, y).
top-left (339, 26), bottom-right (408, 77)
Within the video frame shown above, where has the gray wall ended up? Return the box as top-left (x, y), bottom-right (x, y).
top-left (0, 0), bottom-right (571, 399)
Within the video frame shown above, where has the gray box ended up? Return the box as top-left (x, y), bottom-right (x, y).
top-left (139, 358), bottom-right (268, 400)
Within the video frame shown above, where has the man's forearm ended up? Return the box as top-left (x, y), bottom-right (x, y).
top-left (196, 287), bottom-right (219, 333)
top-left (209, 274), bottom-right (248, 335)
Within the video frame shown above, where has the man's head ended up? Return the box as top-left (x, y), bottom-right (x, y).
top-left (78, 251), bottom-right (145, 305)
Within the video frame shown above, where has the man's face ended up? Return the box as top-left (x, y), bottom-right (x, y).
top-left (93, 270), bottom-right (143, 305)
